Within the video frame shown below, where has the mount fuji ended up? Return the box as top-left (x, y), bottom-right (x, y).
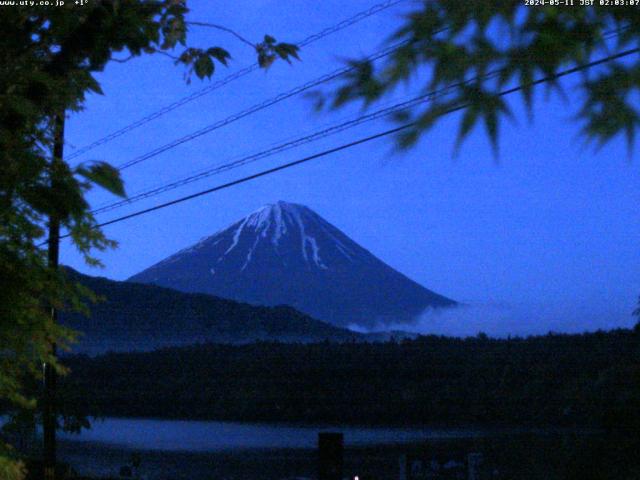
top-left (129, 201), bottom-right (456, 328)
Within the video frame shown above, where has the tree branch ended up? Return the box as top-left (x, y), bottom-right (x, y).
top-left (110, 47), bottom-right (182, 64)
top-left (186, 21), bottom-right (256, 49)
top-left (154, 49), bottom-right (180, 60)
top-left (110, 54), bottom-right (134, 63)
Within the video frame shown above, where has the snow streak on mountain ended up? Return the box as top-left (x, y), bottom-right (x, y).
top-left (129, 201), bottom-right (456, 328)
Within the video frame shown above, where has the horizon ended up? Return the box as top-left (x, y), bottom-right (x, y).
top-left (70, 198), bottom-right (637, 339)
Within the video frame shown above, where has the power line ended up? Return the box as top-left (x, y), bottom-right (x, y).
top-left (92, 73), bottom-right (494, 214)
top-left (110, 24), bottom-right (628, 173)
top-left (115, 40), bottom-right (412, 171)
top-left (50, 46), bottom-right (636, 242)
top-left (65, 0), bottom-right (407, 161)
top-left (96, 123), bottom-right (416, 230)
top-left (91, 25), bottom-right (629, 215)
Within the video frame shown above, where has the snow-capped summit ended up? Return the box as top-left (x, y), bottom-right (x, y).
top-left (220, 201), bottom-right (356, 270)
top-left (129, 201), bottom-right (456, 328)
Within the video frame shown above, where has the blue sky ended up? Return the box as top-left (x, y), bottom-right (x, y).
top-left (62, 0), bottom-right (640, 336)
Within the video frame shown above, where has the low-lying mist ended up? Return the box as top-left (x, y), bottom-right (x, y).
top-left (349, 298), bottom-right (637, 338)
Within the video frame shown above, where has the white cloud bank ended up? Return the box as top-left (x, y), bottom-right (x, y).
top-left (350, 298), bottom-right (638, 338)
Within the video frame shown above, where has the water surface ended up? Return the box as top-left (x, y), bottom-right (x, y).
top-left (59, 417), bottom-right (485, 452)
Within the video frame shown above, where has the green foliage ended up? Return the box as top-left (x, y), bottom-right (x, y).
top-left (176, 46), bottom-right (231, 82)
top-left (325, 1), bottom-right (640, 153)
top-left (0, 1), bottom-right (298, 476)
top-left (75, 161), bottom-right (126, 198)
top-left (0, 455), bottom-right (25, 480)
top-left (256, 35), bottom-right (300, 69)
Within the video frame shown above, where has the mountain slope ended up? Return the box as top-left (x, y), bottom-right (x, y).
top-left (60, 269), bottom-right (361, 355)
top-left (129, 201), bottom-right (456, 328)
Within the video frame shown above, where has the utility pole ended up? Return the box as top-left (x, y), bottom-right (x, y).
top-left (43, 112), bottom-right (64, 480)
top-left (318, 432), bottom-right (344, 480)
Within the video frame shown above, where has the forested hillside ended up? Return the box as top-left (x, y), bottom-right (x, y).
top-left (60, 268), bottom-right (361, 353)
top-left (63, 329), bottom-right (640, 429)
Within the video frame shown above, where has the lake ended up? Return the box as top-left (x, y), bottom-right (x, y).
top-left (59, 417), bottom-right (485, 451)
top-left (55, 417), bottom-right (494, 479)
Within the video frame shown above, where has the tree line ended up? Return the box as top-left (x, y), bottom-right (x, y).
top-left (63, 328), bottom-right (640, 430)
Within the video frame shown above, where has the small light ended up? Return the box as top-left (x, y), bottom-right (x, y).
top-left (354, 476), bottom-right (359, 480)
